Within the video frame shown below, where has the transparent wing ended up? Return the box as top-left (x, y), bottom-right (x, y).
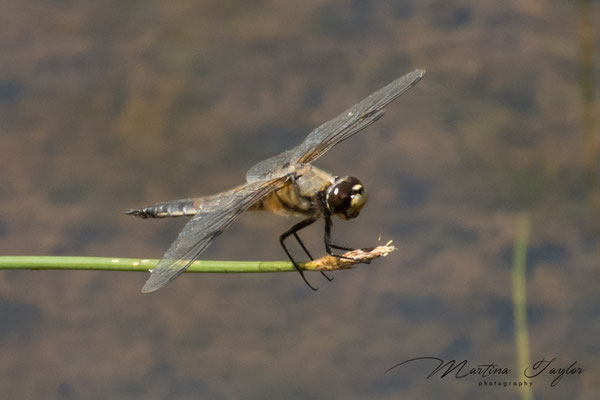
top-left (141, 177), bottom-right (287, 293)
top-left (246, 69), bottom-right (425, 182)
top-left (293, 69), bottom-right (425, 164)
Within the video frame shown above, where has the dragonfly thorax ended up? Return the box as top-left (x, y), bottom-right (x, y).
top-left (325, 176), bottom-right (368, 220)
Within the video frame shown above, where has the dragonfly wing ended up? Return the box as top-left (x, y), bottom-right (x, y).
top-left (141, 177), bottom-right (287, 293)
top-left (293, 69), bottom-right (425, 164)
top-left (245, 69), bottom-right (424, 182)
top-left (245, 149), bottom-right (296, 182)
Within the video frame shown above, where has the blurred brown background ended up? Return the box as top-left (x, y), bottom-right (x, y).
top-left (0, 0), bottom-right (598, 398)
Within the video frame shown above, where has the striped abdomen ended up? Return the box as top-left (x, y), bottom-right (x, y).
top-left (125, 199), bottom-right (198, 219)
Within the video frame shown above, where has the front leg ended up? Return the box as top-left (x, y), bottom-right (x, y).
top-left (324, 217), bottom-right (373, 262)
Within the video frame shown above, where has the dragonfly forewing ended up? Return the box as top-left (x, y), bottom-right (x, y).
top-left (245, 69), bottom-right (425, 181)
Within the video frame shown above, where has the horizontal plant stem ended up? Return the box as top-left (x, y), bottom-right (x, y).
top-left (0, 245), bottom-right (394, 274)
top-left (0, 256), bottom-right (299, 273)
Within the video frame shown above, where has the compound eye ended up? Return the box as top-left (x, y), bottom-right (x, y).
top-left (327, 183), bottom-right (352, 214)
top-left (326, 177), bottom-right (367, 219)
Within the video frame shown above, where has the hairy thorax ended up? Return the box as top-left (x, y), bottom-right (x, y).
top-left (249, 165), bottom-right (335, 218)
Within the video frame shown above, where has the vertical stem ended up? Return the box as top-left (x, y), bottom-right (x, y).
top-left (577, 0), bottom-right (598, 191)
top-left (512, 214), bottom-right (534, 400)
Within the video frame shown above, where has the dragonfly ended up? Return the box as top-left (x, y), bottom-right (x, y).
top-left (126, 69), bottom-right (425, 293)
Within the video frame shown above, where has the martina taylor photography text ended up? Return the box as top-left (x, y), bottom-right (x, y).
top-left (386, 357), bottom-right (583, 388)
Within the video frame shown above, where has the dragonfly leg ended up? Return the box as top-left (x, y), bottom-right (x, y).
top-left (324, 217), bottom-right (373, 263)
top-left (292, 232), bottom-right (333, 282)
top-left (280, 218), bottom-right (319, 291)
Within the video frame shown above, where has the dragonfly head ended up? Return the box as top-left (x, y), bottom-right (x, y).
top-left (326, 176), bottom-right (368, 220)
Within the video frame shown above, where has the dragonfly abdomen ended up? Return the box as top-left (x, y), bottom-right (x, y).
top-left (125, 199), bottom-right (198, 219)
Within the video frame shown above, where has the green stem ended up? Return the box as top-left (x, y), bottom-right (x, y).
top-left (0, 256), bottom-right (299, 273)
top-left (512, 214), bottom-right (534, 400)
